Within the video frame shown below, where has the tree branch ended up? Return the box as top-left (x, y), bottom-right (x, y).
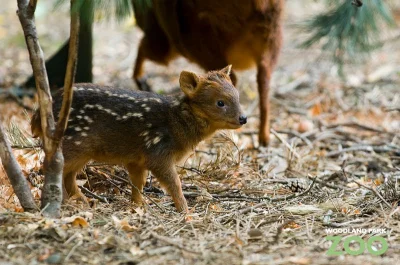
top-left (17, 0), bottom-right (56, 156)
top-left (16, 0), bottom-right (80, 217)
top-left (0, 122), bottom-right (37, 211)
top-left (55, 4), bottom-right (79, 140)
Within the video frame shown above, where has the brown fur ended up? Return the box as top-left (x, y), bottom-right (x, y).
top-left (31, 67), bottom-right (246, 213)
top-left (132, 0), bottom-right (284, 145)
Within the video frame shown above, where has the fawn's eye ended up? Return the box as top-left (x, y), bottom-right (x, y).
top-left (217, 101), bottom-right (225, 107)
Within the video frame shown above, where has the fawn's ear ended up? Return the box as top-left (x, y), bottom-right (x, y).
top-left (221, 65), bottom-right (232, 76)
top-left (180, 71), bottom-right (200, 97)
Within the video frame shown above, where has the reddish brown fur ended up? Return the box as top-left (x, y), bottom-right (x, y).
top-left (31, 67), bottom-right (246, 213)
top-left (132, 0), bottom-right (284, 145)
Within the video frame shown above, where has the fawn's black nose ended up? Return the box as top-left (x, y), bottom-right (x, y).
top-left (239, 115), bottom-right (247, 125)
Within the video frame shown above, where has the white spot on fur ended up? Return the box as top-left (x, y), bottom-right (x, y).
top-left (74, 127), bottom-right (82, 131)
top-left (95, 104), bottom-right (104, 110)
top-left (74, 141), bottom-right (82, 146)
top-left (146, 123), bottom-right (152, 128)
top-left (141, 104), bottom-right (147, 107)
top-left (140, 131), bottom-right (149, 137)
top-left (152, 137), bottom-right (161, 145)
top-left (84, 104), bottom-right (94, 109)
top-left (65, 136), bottom-right (73, 140)
top-left (79, 109), bottom-right (85, 114)
top-left (81, 132), bottom-right (88, 137)
top-left (144, 107), bottom-right (151, 112)
top-left (83, 116), bottom-right (93, 123)
top-left (83, 127), bottom-right (90, 130)
top-left (76, 115), bottom-right (82, 119)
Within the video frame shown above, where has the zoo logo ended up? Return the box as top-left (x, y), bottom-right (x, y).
top-left (325, 235), bottom-right (388, 256)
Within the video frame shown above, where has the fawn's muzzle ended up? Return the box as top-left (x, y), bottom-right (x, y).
top-left (239, 115), bottom-right (247, 125)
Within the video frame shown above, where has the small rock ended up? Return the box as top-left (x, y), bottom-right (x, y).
top-left (45, 253), bottom-right (62, 264)
top-left (248, 228), bottom-right (263, 240)
top-left (296, 119), bottom-right (314, 133)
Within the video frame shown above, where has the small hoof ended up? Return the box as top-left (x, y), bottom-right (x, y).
top-left (258, 134), bottom-right (270, 147)
top-left (135, 78), bottom-right (152, 92)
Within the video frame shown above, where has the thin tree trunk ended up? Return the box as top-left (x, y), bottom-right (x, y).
top-left (41, 2), bottom-right (80, 216)
top-left (0, 122), bottom-right (37, 212)
top-left (23, 0), bottom-right (93, 90)
top-left (17, 0), bottom-right (80, 217)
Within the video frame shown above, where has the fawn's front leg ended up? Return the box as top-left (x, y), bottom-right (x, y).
top-left (150, 164), bottom-right (188, 213)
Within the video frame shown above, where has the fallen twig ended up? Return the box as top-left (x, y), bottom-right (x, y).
top-left (326, 145), bottom-right (399, 157)
top-left (79, 185), bottom-right (109, 203)
top-left (238, 177), bottom-right (317, 215)
top-left (151, 232), bottom-right (201, 254)
top-left (352, 179), bottom-right (392, 208)
top-left (270, 129), bottom-right (300, 159)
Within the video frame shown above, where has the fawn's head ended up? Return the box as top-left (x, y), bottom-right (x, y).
top-left (179, 65), bottom-right (246, 130)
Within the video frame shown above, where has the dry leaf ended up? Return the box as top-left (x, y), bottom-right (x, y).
top-left (112, 216), bottom-right (137, 232)
top-left (130, 246), bottom-right (145, 256)
top-left (63, 215), bottom-right (90, 228)
top-left (283, 221), bottom-right (301, 229)
top-left (374, 178), bottom-right (383, 186)
top-left (134, 207), bottom-right (144, 217)
top-left (37, 249), bottom-right (51, 261)
top-left (234, 236), bottom-right (244, 246)
top-left (210, 204), bottom-right (222, 211)
top-left (184, 215), bottom-right (194, 222)
top-left (310, 103), bottom-right (322, 117)
top-left (288, 257), bottom-right (311, 265)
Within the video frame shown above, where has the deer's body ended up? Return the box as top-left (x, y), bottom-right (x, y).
top-left (31, 67), bottom-right (246, 212)
top-left (132, 0), bottom-right (284, 145)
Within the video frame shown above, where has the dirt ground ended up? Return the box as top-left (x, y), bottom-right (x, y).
top-left (1, 1), bottom-right (400, 265)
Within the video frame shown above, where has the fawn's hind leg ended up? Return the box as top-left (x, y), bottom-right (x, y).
top-left (125, 163), bottom-right (148, 205)
top-left (150, 164), bottom-right (188, 213)
top-left (62, 158), bottom-right (89, 203)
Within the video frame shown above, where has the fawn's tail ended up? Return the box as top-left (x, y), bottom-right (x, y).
top-left (31, 110), bottom-right (42, 138)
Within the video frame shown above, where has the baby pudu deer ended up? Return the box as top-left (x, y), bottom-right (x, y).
top-left (132, 0), bottom-right (283, 146)
top-left (31, 66), bottom-right (247, 213)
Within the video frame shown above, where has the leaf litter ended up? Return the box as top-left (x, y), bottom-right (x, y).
top-left (0, 0), bottom-right (400, 264)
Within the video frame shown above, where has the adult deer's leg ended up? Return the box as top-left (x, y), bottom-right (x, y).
top-left (256, 56), bottom-right (273, 146)
top-left (133, 33), bottom-right (174, 92)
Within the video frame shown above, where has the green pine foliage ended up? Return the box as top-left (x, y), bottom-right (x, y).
top-left (54, 0), bottom-right (152, 23)
top-left (300, 0), bottom-right (396, 73)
